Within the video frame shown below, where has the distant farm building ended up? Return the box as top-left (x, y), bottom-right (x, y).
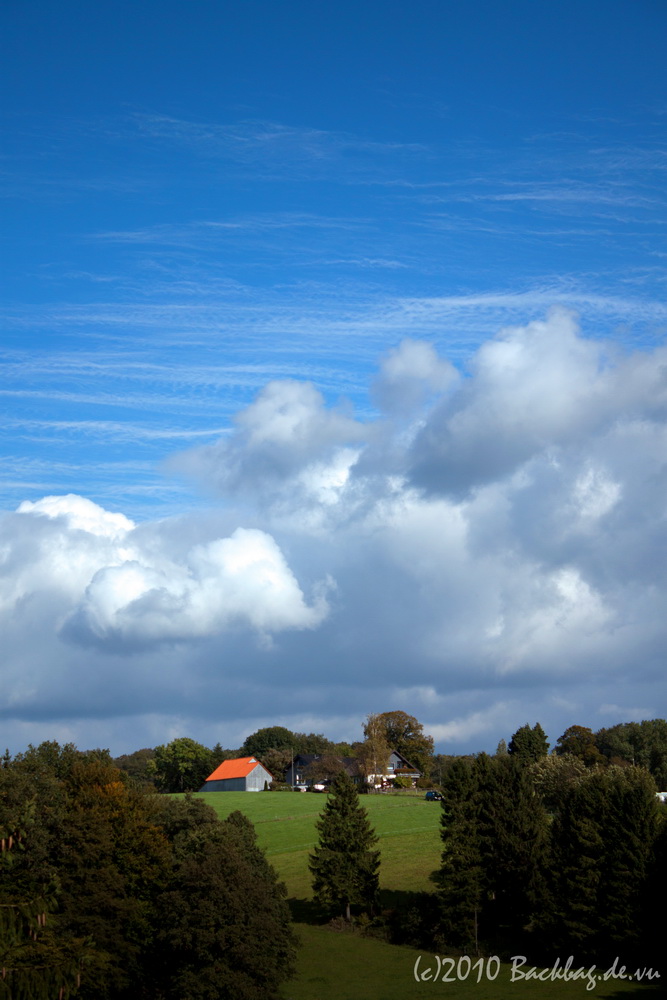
top-left (199, 756), bottom-right (273, 792)
top-left (284, 753), bottom-right (362, 790)
top-left (284, 749), bottom-right (421, 790)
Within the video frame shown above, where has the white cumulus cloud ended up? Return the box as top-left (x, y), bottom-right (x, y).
top-left (2, 312), bottom-right (666, 755)
top-left (0, 496), bottom-right (327, 654)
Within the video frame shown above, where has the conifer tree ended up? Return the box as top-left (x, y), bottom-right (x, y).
top-left (439, 754), bottom-right (549, 953)
top-left (544, 765), bottom-right (659, 962)
top-left (476, 754), bottom-right (549, 948)
top-left (438, 757), bottom-right (484, 952)
top-left (309, 771), bottom-right (380, 920)
top-left (508, 722), bottom-right (549, 762)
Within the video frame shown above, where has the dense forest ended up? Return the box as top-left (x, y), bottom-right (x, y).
top-left (0, 743), bottom-right (295, 1000)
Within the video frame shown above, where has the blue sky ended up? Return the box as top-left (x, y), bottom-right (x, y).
top-left (1, 1), bottom-right (666, 757)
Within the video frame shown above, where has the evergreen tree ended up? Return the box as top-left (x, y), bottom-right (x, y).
top-left (438, 754), bottom-right (549, 954)
top-left (438, 757), bottom-right (484, 952)
top-left (309, 771), bottom-right (380, 920)
top-left (544, 766), bottom-right (659, 962)
top-left (508, 723), bottom-right (549, 762)
top-left (476, 755), bottom-right (549, 949)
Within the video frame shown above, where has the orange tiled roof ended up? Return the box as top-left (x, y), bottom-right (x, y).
top-left (204, 756), bottom-right (272, 781)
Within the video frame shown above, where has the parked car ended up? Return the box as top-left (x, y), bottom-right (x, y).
top-left (424, 790), bottom-right (442, 801)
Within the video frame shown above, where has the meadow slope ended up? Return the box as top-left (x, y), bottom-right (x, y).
top-left (192, 791), bottom-right (661, 998)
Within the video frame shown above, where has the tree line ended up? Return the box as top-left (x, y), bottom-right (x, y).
top-left (437, 748), bottom-right (666, 967)
top-left (0, 742), bottom-right (296, 1000)
top-left (114, 715), bottom-right (667, 794)
top-left (114, 711), bottom-right (436, 793)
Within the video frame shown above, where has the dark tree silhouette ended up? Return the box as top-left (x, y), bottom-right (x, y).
top-left (309, 771), bottom-right (380, 920)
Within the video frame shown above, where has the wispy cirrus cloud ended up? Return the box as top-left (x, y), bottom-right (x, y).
top-left (89, 212), bottom-right (371, 246)
top-left (130, 112), bottom-right (427, 160)
top-left (5, 418), bottom-right (229, 445)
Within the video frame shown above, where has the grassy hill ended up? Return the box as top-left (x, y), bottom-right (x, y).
top-left (197, 789), bottom-right (441, 897)
top-left (192, 790), bottom-right (661, 998)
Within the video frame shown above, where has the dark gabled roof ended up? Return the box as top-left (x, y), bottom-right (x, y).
top-left (389, 748), bottom-right (420, 773)
top-left (292, 749), bottom-right (420, 777)
top-left (292, 753), bottom-right (360, 777)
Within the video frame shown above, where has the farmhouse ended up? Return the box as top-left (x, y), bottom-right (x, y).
top-left (199, 756), bottom-right (273, 792)
top-left (284, 753), bottom-right (361, 790)
top-left (284, 749), bottom-right (422, 790)
top-left (366, 749), bottom-right (421, 788)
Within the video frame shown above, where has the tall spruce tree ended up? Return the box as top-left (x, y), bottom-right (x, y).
top-left (476, 754), bottom-right (549, 950)
top-left (309, 771), bottom-right (380, 920)
top-left (439, 754), bottom-right (549, 954)
top-left (508, 723), bottom-right (549, 762)
top-left (438, 757), bottom-right (484, 952)
top-left (544, 765), bottom-right (659, 962)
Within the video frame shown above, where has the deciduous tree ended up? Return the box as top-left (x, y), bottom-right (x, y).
top-left (358, 713), bottom-right (391, 785)
top-left (150, 737), bottom-right (213, 793)
top-left (241, 726), bottom-right (296, 757)
top-left (554, 725), bottom-right (604, 767)
top-left (152, 802), bottom-right (297, 1000)
top-left (596, 719), bottom-right (667, 788)
top-left (367, 711), bottom-right (434, 775)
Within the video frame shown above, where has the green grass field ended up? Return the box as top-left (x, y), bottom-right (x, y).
top-left (197, 789), bottom-right (442, 896)
top-left (192, 792), bottom-right (662, 998)
top-left (284, 925), bottom-right (662, 1000)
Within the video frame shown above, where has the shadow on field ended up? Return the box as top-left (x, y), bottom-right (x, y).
top-left (595, 990), bottom-right (663, 998)
top-left (288, 888), bottom-right (441, 951)
top-left (287, 898), bottom-right (325, 924)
